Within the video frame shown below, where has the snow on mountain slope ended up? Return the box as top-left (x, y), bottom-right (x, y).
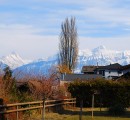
top-left (78, 45), bottom-right (130, 67)
top-left (13, 59), bottom-right (57, 78)
top-left (0, 52), bottom-right (30, 69)
top-left (13, 45), bottom-right (130, 77)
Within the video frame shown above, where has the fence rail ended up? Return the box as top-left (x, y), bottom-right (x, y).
top-left (0, 98), bottom-right (76, 119)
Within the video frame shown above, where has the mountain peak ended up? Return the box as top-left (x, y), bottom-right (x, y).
top-left (92, 45), bottom-right (106, 52)
top-left (7, 52), bottom-right (21, 59)
top-left (1, 52), bottom-right (27, 69)
top-left (95, 45), bottom-right (106, 50)
top-left (98, 45), bottom-right (106, 49)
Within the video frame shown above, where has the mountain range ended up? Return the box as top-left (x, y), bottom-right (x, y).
top-left (0, 45), bottom-right (130, 76)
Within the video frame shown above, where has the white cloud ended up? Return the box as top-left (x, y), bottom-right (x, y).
top-left (0, 24), bottom-right (130, 60)
top-left (79, 36), bottom-right (130, 51)
top-left (0, 24), bottom-right (59, 59)
top-left (0, 0), bottom-right (130, 59)
top-left (84, 7), bottom-right (130, 25)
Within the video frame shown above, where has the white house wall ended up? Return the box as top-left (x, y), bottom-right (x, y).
top-left (105, 70), bottom-right (123, 79)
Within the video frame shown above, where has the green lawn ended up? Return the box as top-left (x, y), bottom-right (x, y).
top-left (27, 107), bottom-right (130, 120)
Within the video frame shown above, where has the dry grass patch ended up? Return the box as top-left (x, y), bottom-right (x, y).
top-left (24, 107), bottom-right (130, 120)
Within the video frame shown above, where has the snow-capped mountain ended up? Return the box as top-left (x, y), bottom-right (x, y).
top-left (1, 45), bottom-right (130, 77)
top-left (13, 59), bottom-right (58, 78)
top-left (12, 45), bottom-right (130, 77)
top-left (78, 45), bottom-right (130, 68)
top-left (0, 52), bottom-right (30, 69)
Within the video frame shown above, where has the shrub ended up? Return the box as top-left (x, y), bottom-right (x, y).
top-left (108, 104), bottom-right (126, 116)
top-left (68, 79), bottom-right (130, 108)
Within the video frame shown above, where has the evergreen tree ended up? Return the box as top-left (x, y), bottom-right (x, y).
top-left (3, 66), bottom-right (17, 101)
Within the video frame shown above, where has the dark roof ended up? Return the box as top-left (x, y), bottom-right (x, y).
top-left (82, 63), bottom-right (121, 72)
top-left (16, 81), bottom-right (28, 87)
top-left (120, 64), bottom-right (130, 70)
top-left (95, 63), bottom-right (122, 70)
top-left (61, 73), bottom-right (102, 81)
top-left (81, 66), bottom-right (97, 73)
top-left (82, 63), bottom-right (130, 75)
top-left (16, 80), bottom-right (42, 88)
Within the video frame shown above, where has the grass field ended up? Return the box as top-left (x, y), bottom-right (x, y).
top-left (25, 107), bottom-right (130, 120)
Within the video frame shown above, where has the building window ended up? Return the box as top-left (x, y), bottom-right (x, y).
top-left (118, 71), bottom-right (122, 74)
top-left (99, 70), bottom-right (102, 75)
top-left (98, 70), bottom-right (105, 76)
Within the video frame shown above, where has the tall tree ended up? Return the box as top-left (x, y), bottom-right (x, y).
top-left (2, 66), bottom-right (17, 100)
top-left (58, 17), bottom-right (78, 73)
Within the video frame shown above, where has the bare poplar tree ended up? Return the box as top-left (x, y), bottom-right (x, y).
top-left (58, 17), bottom-right (78, 72)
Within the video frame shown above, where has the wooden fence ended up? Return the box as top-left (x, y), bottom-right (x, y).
top-left (0, 98), bottom-right (76, 120)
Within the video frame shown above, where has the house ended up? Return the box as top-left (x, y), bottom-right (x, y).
top-left (94, 63), bottom-right (122, 79)
top-left (82, 63), bottom-right (130, 79)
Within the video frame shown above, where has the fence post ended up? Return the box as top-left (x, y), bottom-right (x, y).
top-left (72, 99), bottom-right (74, 108)
top-left (40, 102), bottom-right (42, 115)
top-left (65, 99), bottom-right (67, 109)
top-left (16, 105), bottom-right (19, 120)
top-left (28, 104), bottom-right (31, 118)
top-left (92, 94), bottom-right (94, 119)
top-left (42, 98), bottom-right (45, 120)
top-left (75, 98), bottom-right (76, 108)
top-left (79, 99), bottom-right (83, 120)
top-left (73, 99), bottom-right (75, 109)
top-left (0, 98), bottom-right (5, 120)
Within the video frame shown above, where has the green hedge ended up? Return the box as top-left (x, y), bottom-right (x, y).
top-left (68, 79), bottom-right (130, 108)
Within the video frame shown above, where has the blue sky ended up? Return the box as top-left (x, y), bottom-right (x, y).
top-left (0, 0), bottom-right (130, 59)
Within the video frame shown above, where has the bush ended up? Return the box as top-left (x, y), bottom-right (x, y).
top-left (68, 79), bottom-right (130, 108)
top-left (108, 104), bottom-right (126, 116)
